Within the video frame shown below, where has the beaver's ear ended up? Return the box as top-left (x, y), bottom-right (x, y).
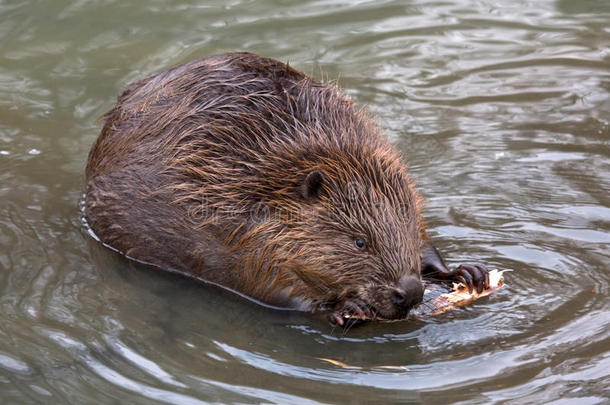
top-left (300, 170), bottom-right (324, 200)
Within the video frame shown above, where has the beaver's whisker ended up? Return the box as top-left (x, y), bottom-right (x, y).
top-left (343, 318), bottom-right (359, 335)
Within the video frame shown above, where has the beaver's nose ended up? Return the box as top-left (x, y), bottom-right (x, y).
top-left (392, 276), bottom-right (424, 311)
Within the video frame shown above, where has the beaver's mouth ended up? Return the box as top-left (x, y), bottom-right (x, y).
top-left (326, 297), bottom-right (418, 326)
top-left (328, 299), bottom-right (378, 326)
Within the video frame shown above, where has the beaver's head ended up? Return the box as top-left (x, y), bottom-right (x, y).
top-left (249, 143), bottom-right (426, 324)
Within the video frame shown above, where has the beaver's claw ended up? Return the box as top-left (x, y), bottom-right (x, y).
top-left (450, 263), bottom-right (490, 294)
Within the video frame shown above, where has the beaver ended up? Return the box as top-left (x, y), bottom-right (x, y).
top-left (85, 52), bottom-right (489, 326)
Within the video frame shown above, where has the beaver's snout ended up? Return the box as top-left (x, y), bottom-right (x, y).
top-left (392, 275), bottom-right (424, 316)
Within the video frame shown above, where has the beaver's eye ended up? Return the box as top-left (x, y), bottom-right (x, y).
top-left (354, 237), bottom-right (366, 251)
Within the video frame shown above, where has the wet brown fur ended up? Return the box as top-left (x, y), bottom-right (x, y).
top-left (85, 52), bottom-right (429, 319)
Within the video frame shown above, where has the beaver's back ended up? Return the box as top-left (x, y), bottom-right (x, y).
top-left (87, 52), bottom-right (381, 180)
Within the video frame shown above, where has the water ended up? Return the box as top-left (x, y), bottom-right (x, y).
top-left (1, 0), bottom-right (609, 403)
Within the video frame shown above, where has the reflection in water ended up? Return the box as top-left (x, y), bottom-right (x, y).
top-left (0, 0), bottom-right (609, 403)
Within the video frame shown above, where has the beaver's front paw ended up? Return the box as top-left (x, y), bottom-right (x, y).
top-left (328, 299), bottom-right (375, 326)
top-left (448, 263), bottom-right (490, 294)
